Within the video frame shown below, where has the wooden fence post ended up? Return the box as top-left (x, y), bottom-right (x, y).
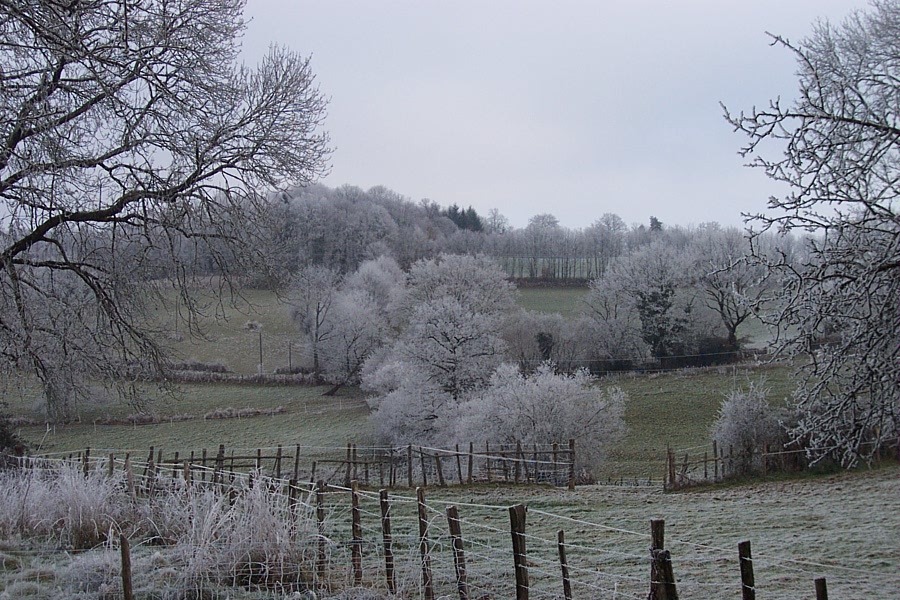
top-left (380, 489), bottom-right (395, 594)
top-left (344, 444), bottom-right (352, 488)
top-left (120, 534), bottom-right (134, 600)
top-left (435, 452), bottom-right (446, 487)
top-left (649, 519), bottom-right (678, 600)
top-left (567, 439), bottom-right (576, 490)
top-left (557, 530), bottom-right (573, 600)
top-left (351, 480), bottom-right (362, 586)
top-left (515, 440), bottom-right (523, 483)
top-left (417, 487), bottom-right (435, 600)
top-left (455, 444), bottom-right (463, 485)
top-left (407, 445), bottom-right (414, 488)
top-left (447, 505), bottom-right (469, 600)
top-left (485, 442), bottom-right (492, 483)
top-left (82, 447), bottom-right (90, 477)
top-left (712, 440), bottom-right (718, 481)
top-left (293, 444), bottom-right (301, 481)
top-left (509, 503), bottom-right (529, 600)
top-left (667, 448), bottom-right (676, 490)
top-left (316, 480), bottom-right (327, 589)
top-left (108, 453), bottom-right (115, 479)
top-left (815, 577), bottom-right (828, 600)
top-left (419, 448), bottom-right (428, 487)
top-left (467, 442), bottom-right (474, 485)
top-left (275, 444), bottom-right (283, 479)
top-left (738, 540), bottom-right (755, 600)
top-left (124, 455), bottom-right (134, 498)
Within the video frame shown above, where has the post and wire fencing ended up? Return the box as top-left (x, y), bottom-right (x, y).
top-left (29, 440), bottom-right (579, 492)
top-left (663, 439), bottom-right (895, 491)
top-left (4, 453), bottom-right (893, 600)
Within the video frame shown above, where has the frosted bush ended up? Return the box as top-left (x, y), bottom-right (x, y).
top-left (711, 382), bottom-right (783, 475)
top-left (456, 362), bottom-right (626, 474)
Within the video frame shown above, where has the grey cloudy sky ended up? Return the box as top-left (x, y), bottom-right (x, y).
top-left (241, 0), bottom-right (867, 229)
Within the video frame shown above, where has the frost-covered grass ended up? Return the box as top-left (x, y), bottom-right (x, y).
top-left (0, 464), bottom-right (323, 599)
top-left (0, 464), bottom-right (895, 600)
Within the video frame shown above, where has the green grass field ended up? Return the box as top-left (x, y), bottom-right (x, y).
top-left (517, 287), bottom-right (589, 317)
top-left (4, 286), bottom-right (794, 481)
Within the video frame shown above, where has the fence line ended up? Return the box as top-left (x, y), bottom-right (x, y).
top-left (27, 440), bottom-right (578, 491)
top-left (4, 456), bottom-right (892, 600)
top-left (663, 438), bottom-right (893, 490)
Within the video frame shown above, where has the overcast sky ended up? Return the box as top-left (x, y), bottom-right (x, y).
top-left (241, 1), bottom-right (868, 230)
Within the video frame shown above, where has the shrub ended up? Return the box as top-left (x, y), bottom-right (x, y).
top-left (456, 362), bottom-right (626, 474)
top-left (711, 382), bottom-right (784, 476)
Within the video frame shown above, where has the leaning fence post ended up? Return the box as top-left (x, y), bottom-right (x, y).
top-left (380, 489), bottom-right (396, 594)
top-left (120, 534), bottom-right (134, 600)
top-left (351, 480), bottom-right (362, 586)
top-left (509, 503), bottom-right (529, 600)
top-left (814, 577), bottom-right (828, 600)
top-left (738, 540), bottom-right (755, 600)
top-left (557, 530), bottom-right (573, 600)
top-left (447, 505), bottom-right (469, 600)
top-left (649, 519), bottom-right (678, 600)
top-left (417, 487), bottom-right (435, 600)
top-left (316, 480), bottom-right (327, 589)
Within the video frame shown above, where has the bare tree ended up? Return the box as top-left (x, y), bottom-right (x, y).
top-left (724, 0), bottom-right (899, 465)
top-left (687, 226), bottom-right (768, 350)
top-left (0, 0), bottom-right (329, 418)
top-left (289, 266), bottom-right (341, 376)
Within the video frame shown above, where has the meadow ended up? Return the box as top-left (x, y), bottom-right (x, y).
top-left (7, 284), bottom-right (795, 483)
top-left (2, 286), bottom-right (897, 600)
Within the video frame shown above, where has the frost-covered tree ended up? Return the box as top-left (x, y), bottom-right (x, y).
top-left (363, 254), bottom-right (516, 442)
top-left (724, 0), bottom-right (899, 466)
top-left (342, 255), bottom-right (407, 326)
top-left (503, 311), bottom-right (593, 374)
top-left (318, 289), bottom-right (387, 392)
top-left (288, 266), bottom-right (341, 376)
top-left (0, 0), bottom-right (329, 419)
top-left (396, 297), bottom-right (508, 399)
top-left (687, 226), bottom-right (768, 350)
top-left (456, 363), bottom-right (626, 473)
top-left (404, 253), bottom-right (517, 316)
top-left (586, 243), bottom-right (697, 362)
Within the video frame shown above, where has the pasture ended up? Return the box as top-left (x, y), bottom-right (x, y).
top-left (1, 286), bottom-right (897, 599)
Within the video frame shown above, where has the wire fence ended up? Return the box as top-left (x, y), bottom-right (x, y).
top-left (28, 441), bottom-right (579, 491)
top-left (2, 453), bottom-right (895, 600)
